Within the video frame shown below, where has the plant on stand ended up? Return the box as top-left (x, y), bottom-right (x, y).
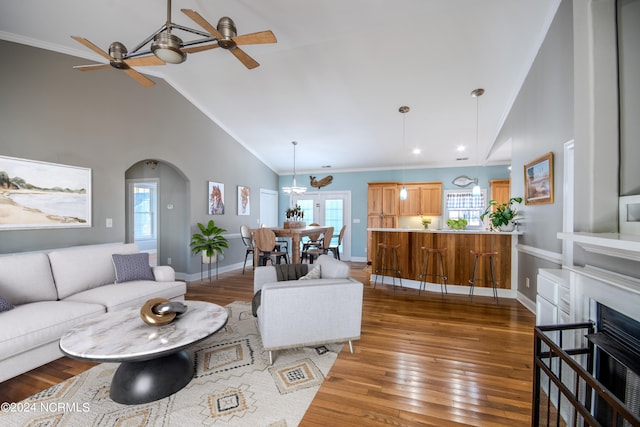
top-left (480, 197), bottom-right (523, 231)
top-left (190, 219), bottom-right (229, 264)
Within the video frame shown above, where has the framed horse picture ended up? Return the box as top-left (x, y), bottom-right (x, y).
top-left (237, 185), bottom-right (250, 215)
top-left (208, 181), bottom-right (225, 215)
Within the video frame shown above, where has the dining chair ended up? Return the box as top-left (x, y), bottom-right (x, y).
top-left (301, 223), bottom-right (321, 261)
top-left (327, 224), bottom-right (346, 260)
top-left (303, 227), bottom-right (334, 264)
top-left (240, 225), bottom-right (254, 274)
top-left (254, 228), bottom-right (289, 266)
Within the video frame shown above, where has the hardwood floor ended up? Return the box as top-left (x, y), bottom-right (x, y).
top-left (0, 262), bottom-right (536, 426)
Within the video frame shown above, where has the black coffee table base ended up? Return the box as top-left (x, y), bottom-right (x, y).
top-left (110, 350), bottom-right (193, 405)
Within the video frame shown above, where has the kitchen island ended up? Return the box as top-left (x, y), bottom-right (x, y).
top-left (368, 228), bottom-right (522, 298)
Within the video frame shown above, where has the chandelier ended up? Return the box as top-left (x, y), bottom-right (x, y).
top-left (282, 141), bottom-right (307, 194)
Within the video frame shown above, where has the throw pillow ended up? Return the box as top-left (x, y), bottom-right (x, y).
top-left (112, 253), bottom-right (155, 283)
top-left (0, 295), bottom-right (15, 312)
top-left (317, 255), bottom-right (350, 278)
top-left (299, 264), bottom-right (321, 280)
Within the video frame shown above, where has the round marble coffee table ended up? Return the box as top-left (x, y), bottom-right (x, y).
top-left (59, 300), bottom-right (228, 405)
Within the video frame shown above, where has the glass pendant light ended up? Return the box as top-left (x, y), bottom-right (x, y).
top-left (399, 105), bottom-right (410, 200)
top-left (282, 141), bottom-right (307, 194)
top-left (471, 89), bottom-right (484, 196)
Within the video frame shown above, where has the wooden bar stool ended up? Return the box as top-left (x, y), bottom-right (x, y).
top-left (468, 250), bottom-right (499, 303)
top-left (374, 243), bottom-right (403, 291)
top-left (419, 247), bottom-right (448, 297)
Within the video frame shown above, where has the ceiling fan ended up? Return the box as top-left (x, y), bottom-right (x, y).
top-left (71, 0), bottom-right (276, 86)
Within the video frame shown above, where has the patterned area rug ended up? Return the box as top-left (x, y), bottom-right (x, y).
top-left (1, 301), bottom-right (341, 426)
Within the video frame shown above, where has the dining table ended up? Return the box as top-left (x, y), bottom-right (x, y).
top-left (251, 225), bottom-right (331, 265)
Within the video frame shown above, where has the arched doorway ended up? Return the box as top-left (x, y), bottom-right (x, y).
top-left (125, 160), bottom-right (190, 276)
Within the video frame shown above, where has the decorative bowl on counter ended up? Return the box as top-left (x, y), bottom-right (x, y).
top-left (446, 218), bottom-right (468, 230)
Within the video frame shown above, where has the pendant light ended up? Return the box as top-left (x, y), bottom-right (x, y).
top-left (282, 141), bottom-right (307, 194)
top-left (399, 105), bottom-right (410, 200)
top-left (471, 89), bottom-right (484, 196)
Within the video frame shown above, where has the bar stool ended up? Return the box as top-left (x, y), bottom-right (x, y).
top-left (374, 243), bottom-right (403, 291)
top-left (468, 250), bottom-right (499, 303)
top-left (419, 247), bottom-right (448, 297)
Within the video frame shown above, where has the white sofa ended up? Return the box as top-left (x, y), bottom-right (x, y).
top-left (0, 243), bottom-right (186, 383)
top-left (253, 255), bottom-right (363, 364)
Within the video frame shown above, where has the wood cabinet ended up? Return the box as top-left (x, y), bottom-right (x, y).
top-left (367, 183), bottom-right (399, 261)
top-left (490, 179), bottom-right (510, 205)
top-left (398, 182), bottom-right (442, 216)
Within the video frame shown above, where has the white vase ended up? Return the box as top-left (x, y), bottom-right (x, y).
top-left (498, 222), bottom-right (515, 232)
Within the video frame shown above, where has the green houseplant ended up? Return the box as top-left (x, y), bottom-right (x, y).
top-left (190, 220), bottom-right (229, 262)
top-left (480, 197), bottom-right (523, 231)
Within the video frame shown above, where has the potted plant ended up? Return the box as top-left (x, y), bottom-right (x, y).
top-left (421, 217), bottom-right (432, 229)
top-left (284, 205), bottom-right (306, 229)
top-left (480, 197), bottom-right (523, 231)
top-left (190, 219), bottom-right (229, 263)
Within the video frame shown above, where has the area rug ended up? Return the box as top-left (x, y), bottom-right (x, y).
top-left (1, 301), bottom-right (341, 426)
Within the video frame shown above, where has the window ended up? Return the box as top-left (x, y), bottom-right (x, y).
top-left (444, 190), bottom-right (486, 229)
top-left (133, 183), bottom-right (157, 240)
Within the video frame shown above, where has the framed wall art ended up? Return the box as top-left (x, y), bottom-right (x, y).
top-left (524, 152), bottom-right (554, 205)
top-left (238, 185), bottom-right (250, 215)
top-left (208, 181), bottom-right (225, 215)
top-left (0, 155), bottom-right (92, 230)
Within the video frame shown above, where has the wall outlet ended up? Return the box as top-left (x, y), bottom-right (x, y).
top-left (167, 257), bottom-right (172, 265)
top-left (526, 277), bottom-right (530, 288)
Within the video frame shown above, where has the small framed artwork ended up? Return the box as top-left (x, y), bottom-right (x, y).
top-left (208, 181), bottom-right (225, 215)
top-left (524, 152), bottom-right (554, 205)
top-left (0, 155), bottom-right (92, 230)
top-left (238, 185), bottom-right (251, 215)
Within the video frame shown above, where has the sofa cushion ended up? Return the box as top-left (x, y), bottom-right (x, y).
top-left (63, 280), bottom-right (186, 312)
top-left (317, 255), bottom-right (350, 279)
top-left (49, 243), bottom-right (139, 299)
top-left (0, 301), bottom-right (105, 360)
top-left (112, 253), bottom-right (155, 283)
top-left (0, 252), bottom-right (58, 304)
top-left (299, 264), bottom-right (321, 280)
top-left (0, 296), bottom-right (14, 312)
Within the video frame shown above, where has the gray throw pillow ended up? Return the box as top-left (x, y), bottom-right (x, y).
top-left (112, 253), bottom-right (155, 283)
top-left (0, 295), bottom-right (15, 312)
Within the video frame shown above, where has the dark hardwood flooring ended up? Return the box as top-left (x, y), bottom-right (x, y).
top-left (0, 262), bottom-right (536, 426)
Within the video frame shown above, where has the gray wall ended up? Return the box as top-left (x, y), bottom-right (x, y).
top-left (0, 40), bottom-right (278, 276)
top-left (493, 0), bottom-right (574, 301)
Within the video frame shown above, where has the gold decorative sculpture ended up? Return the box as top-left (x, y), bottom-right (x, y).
top-left (140, 298), bottom-right (188, 326)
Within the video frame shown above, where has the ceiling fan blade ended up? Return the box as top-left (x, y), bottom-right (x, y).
top-left (181, 44), bottom-right (220, 54)
top-left (181, 9), bottom-right (224, 39)
top-left (123, 68), bottom-right (156, 87)
top-left (73, 64), bottom-right (111, 71)
top-left (233, 30), bottom-right (277, 46)
top-left (230, 47), bottom-right (259, 69)
top-left (124, 56), bottom-right (165, 67)
top-left (71, 36), bottom-right (113, 62)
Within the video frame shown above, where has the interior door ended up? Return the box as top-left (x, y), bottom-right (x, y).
top-left (259, 188), bottom-right (278, 227)
top-left (291, 191), bottom-right (351, 260)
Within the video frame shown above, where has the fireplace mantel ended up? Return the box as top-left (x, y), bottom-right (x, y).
top-left (558, 232), bottom-right (640, 262)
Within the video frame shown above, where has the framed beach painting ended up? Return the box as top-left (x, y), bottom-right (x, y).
top-left (208, 181), bottom-right (225, 215)
top-left (0, 155), bottom-right (92, 230)
top-left (238, 185), bottom-right (251, 215)
top-left (524, 152), bottom-right (554, 205)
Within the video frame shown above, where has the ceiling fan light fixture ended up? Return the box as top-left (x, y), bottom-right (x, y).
top-left (151, 33), bottom-right (186, 64)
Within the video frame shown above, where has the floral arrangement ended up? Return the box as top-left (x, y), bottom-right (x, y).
top-left (421, 217), bottom-right (431, 229)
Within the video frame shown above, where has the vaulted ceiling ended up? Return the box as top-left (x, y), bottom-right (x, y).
top-left (0, 0), bottom-right (560, 174)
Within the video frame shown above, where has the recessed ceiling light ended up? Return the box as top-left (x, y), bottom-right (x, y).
top-left (457, 145), bottom-right (466, 152)
top-left (412, 148), bottom-right (421, 155)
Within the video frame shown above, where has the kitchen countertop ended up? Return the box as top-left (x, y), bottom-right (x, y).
top-left (368, 228), bottom-right (522, 235)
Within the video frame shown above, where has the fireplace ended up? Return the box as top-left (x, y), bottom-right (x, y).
top-left (588, 303), bottom-right (640, 425)
top-left (533, 258), bottom-right (640, 426)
